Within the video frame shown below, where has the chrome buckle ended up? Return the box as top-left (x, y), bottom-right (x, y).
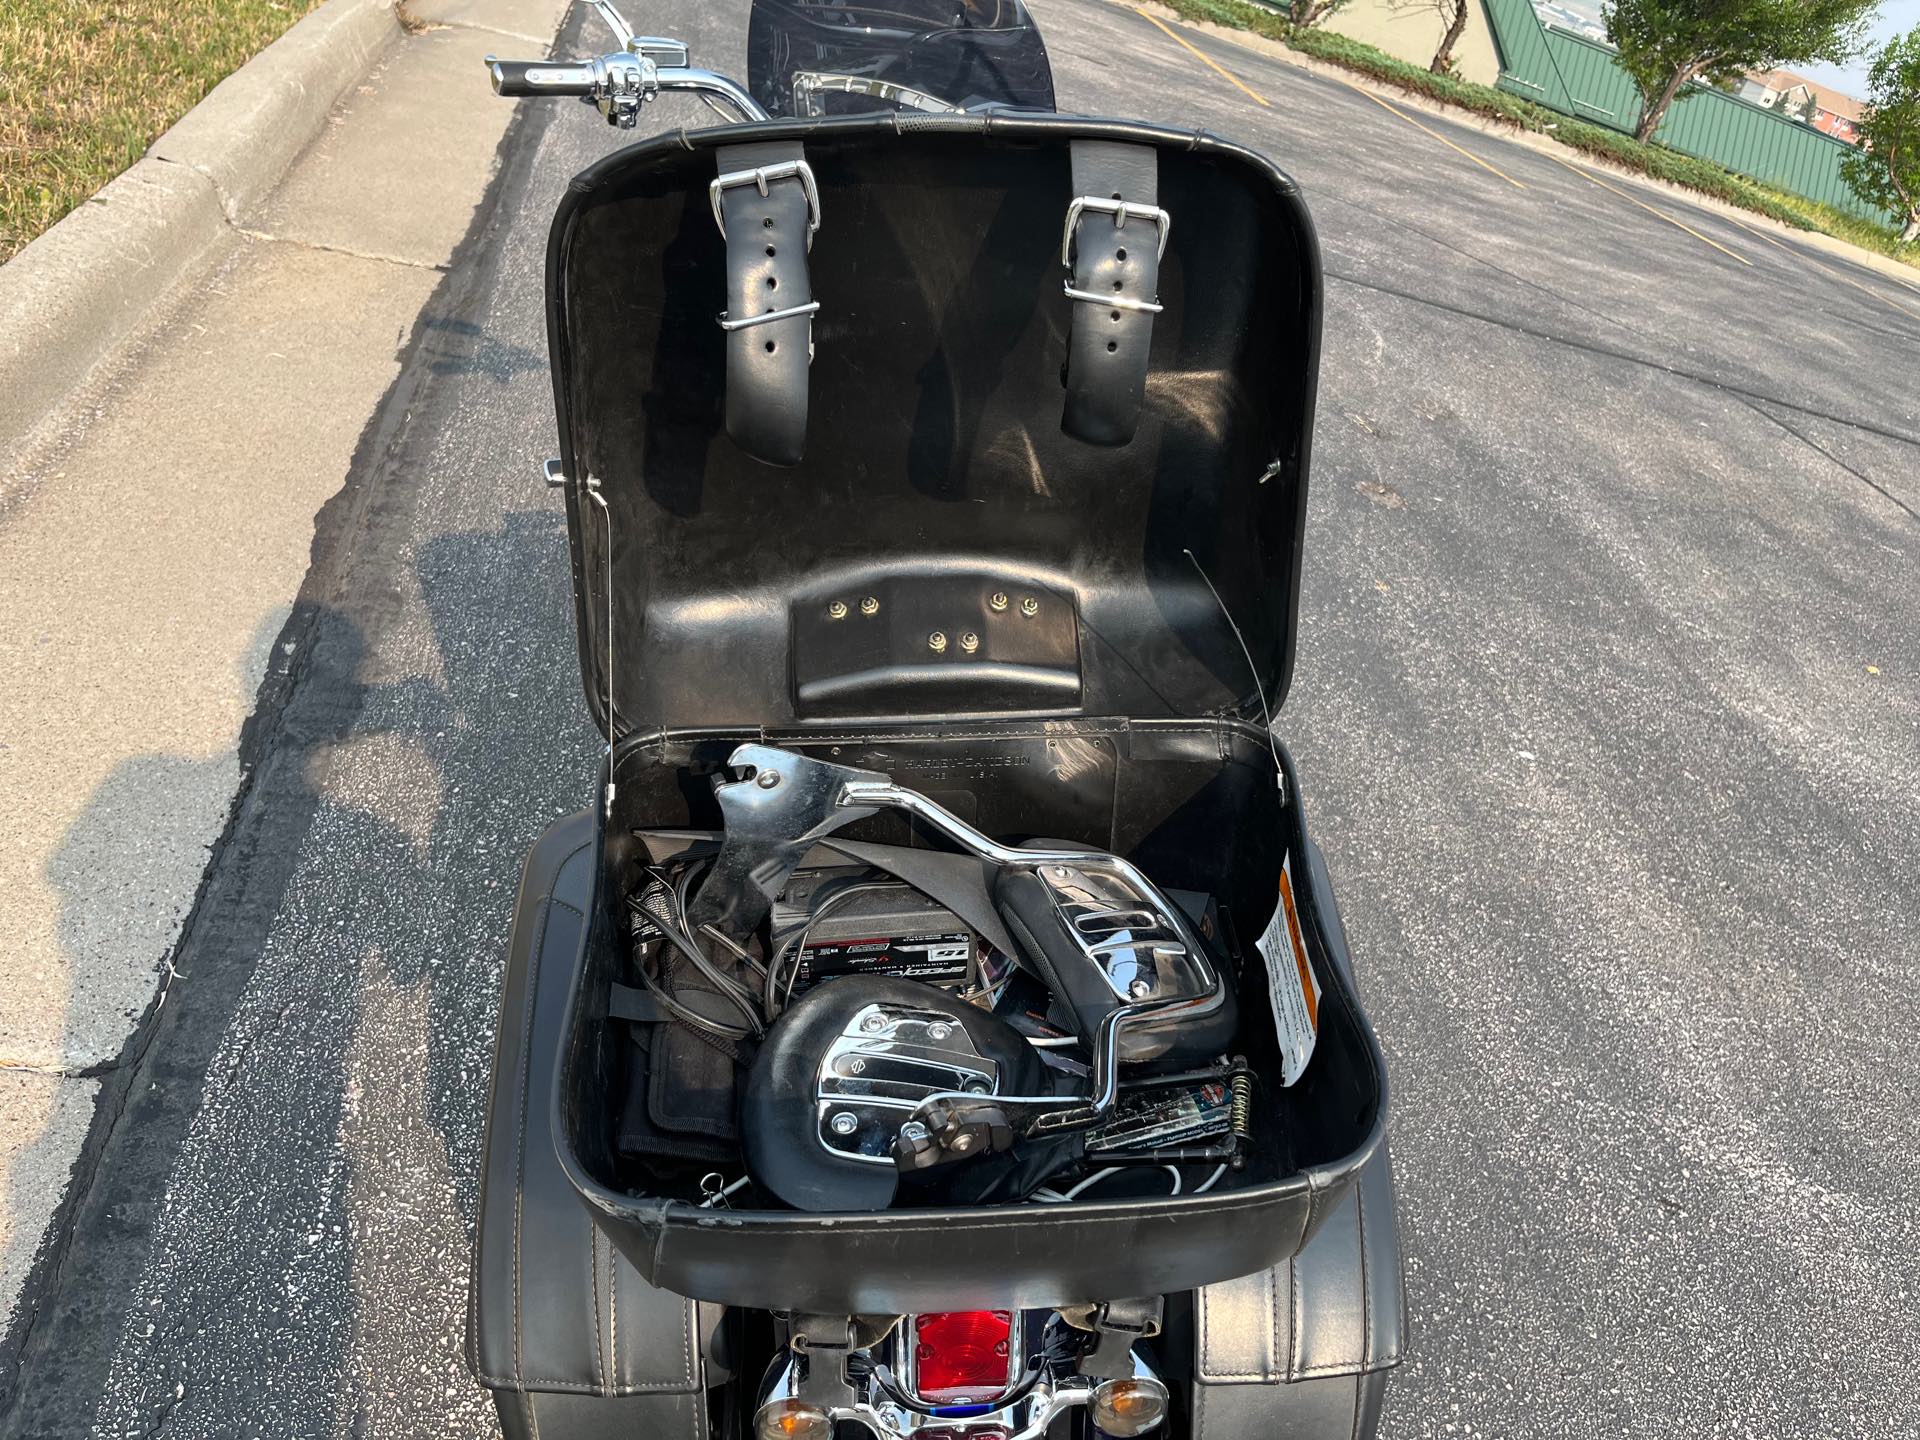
top-left (709, 159), bottom-right (823, 247)
top-left (1059, 195), bottom-right (1171, 266)
top-left (1060, 195), bottom-right (1170, 315)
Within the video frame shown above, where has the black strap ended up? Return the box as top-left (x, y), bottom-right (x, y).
top-left (713, 141), bottom-right (819, 466)
top-left (1062, 141), bottom-right (1165, 447)
top-left (609, 982), bottom-right (666, 1024)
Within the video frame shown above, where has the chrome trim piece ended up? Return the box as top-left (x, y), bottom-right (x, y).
top-left (816, 1004), bottom-right (1000, 1167)
top-left (791, 71), bottom-right (965, 117)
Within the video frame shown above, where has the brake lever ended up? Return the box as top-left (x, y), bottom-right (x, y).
top-left (583, 0), bottom-right (634, 48)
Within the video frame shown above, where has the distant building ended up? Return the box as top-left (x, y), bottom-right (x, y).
top-left (1533, 1), bottom-right (1605, 41)
top-left (1735, 69), bottom-right (1865, 145)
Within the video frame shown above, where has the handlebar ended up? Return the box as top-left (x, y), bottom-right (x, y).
top-left (485, 3), bottom-right (767, 129)
top-left (487, 58), bottom-right (598, 98)
top-left (485, 50), bottom-right (769, 126)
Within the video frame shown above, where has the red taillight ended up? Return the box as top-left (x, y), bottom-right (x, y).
top-left (911, 1310), bottom-right (1016, 1404)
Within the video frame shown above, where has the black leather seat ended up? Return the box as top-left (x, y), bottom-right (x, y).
top-left (468, 811), bottom-right (726, 1440)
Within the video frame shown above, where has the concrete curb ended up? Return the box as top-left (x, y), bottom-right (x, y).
top-left (0, 0), bottom-right (404, 445)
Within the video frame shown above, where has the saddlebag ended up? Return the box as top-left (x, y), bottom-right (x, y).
top-left (468, 812), bottom-right (731, 1436)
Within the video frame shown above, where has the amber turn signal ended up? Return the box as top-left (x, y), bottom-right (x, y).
top-left (753, 1397), bottom-right (832, 1440)
top-left (1089, 1374), bottom-right (1170, 1436)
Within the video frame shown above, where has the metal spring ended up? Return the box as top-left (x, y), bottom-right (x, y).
top-left (1229, 1063), bottom-right (1252, 1141)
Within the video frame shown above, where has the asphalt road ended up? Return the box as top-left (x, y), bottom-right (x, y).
top-left (6, 0), bottom-right (1919, 1436)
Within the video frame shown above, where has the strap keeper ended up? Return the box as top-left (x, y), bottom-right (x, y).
top-left (1062, 287), bottom-right (1163, 315)
top-left (717, 300), bottom-right (822, 332)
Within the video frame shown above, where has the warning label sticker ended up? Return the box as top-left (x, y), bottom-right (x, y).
top-left (1255, 853), bottom-right (1321, 1087)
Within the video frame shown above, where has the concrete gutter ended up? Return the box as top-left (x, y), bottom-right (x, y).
top-left (0, 0), bottom-right (404, 447)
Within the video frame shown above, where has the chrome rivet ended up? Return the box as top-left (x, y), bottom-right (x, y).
top-left (831, 1112), bottom-right (859, 1136)
top-left (959, 632), bottom-right (980, 653)
top-left (989, 592), bottom-right (1010, 612)
top-left (928, 631), bottom-right (948, 653)
top-left (1129, 978), bottom-right (1152, 999)
top-left (1020, 596), bottom-right (1040, 617)
top-left (860, 595), bottom-right (880, 615)
top-left (950, 1132), bottom-right (975, 1153)
top-left (926, 1022), bottom-right (953, 1041)
top-left (860, 1013), bottom-right (888, 1033)
top-left (756, 769), bottom-right (781, 789)
top-left (965, 1079), bottom-right (990, 1094)
top-left (827, 600), bottom-right (848, 620)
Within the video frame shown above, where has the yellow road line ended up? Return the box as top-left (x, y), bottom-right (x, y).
top-left (1334, 76), bottom-right (1527, 191)
top-left (1718, 210), bottom-right (1920, 323)
top-left (1540, 151), bottom-right (1751, 266)
top-left (1134, 8), bottom-right (1270, 107)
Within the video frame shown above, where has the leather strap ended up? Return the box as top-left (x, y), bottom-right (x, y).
top-left (1062, 140), bottom-right (1165, 447)
top-left (713, 140), bottom-right (819, 466)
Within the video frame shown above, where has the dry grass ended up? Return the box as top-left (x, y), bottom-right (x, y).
top-left (0, 0), bottom-right (322, 261)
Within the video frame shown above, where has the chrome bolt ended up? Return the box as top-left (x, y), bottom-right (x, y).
top-left (1020, 596), bottom-right (1040, 617)
top-left (959, 631), bottom-right (980, 654)
top-left (830, 1111), bottom-right (859, 1136)
top-left (926, 1022), bottom-right (953, 1042)
top-left (860, 1012), bottom-right (888, 1034)
top-left (928, 631), bottom-right (948, 653)
top-left (1129, 978), bottom-right (1153, 999)
top-left (989, 592), bottom-right (1010, 612)
top-left (965, 1079), bottom-right (990, 1095)
top-left (900, 1121), bottom-right (930, 1143)
top-left (860, 595), bottom-right (880, 615)
top-left (756, 769), bottom-right (781, 789)
top-left (1052, 865), bottom-right (1072, 880)
top-left (950, 1132), bottom-right (976, 1153)
top-left (827, 599), bottom-right (848, 620)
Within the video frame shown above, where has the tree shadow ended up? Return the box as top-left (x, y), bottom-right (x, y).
top-left (15, 508), bottom-right (598, 1435)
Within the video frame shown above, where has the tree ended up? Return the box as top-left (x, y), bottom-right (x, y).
top-left (1602, 0), bottom-right (1878, 144)
top-left (1843, 27), bottom-right (1920, 244)
top-left (1797, 87), bottom-right (1822, 125)
top-left (1290, 0), bottom-right (1351, 29)
top-left (1431, 0), bottom-right (1472, 75)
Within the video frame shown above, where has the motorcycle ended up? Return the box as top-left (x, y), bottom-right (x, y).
top-left (467, 3), bottom-right (1404, 1435)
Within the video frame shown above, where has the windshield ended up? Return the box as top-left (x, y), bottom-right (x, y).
top-left (746, 0), bottom-right (1057, 116)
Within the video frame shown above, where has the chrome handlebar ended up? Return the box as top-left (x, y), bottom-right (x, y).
top-left (485, 1), bottom-right (768, 127)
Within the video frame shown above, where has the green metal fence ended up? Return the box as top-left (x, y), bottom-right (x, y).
top-left (1480, 0), bottom-right (1893, 224)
